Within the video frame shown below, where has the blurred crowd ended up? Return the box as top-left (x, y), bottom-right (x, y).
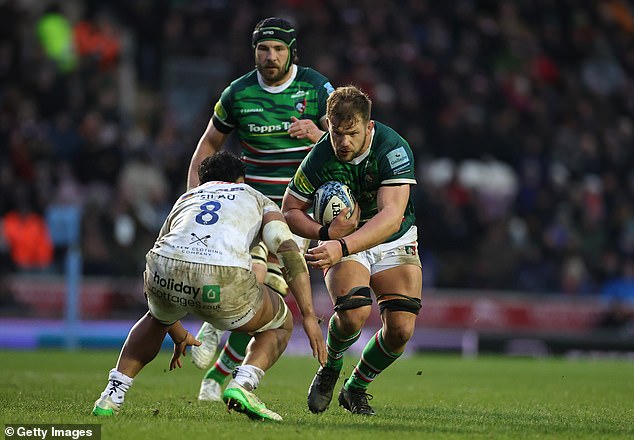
top-left (1, 0), bottom-right (634, 307)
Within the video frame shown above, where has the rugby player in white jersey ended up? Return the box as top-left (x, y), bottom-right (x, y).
top-left (92, 152), bottom-right (326, 421)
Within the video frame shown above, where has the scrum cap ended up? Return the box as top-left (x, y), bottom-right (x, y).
top-left (252, 17), bottom-right (297, 72)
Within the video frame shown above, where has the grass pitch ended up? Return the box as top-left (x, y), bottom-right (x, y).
top-left (0, 350), bottom-right (632, 439)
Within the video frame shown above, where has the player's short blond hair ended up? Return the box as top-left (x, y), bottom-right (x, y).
top-left (326, 86), bottom-right (372, 128)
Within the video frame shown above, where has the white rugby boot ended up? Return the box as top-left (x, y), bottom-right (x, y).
top-left (191, 322), bottom-right (224, 369)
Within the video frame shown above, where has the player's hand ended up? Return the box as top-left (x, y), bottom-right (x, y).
top-left (169, 332), bottom-right (202, 370)
top-left (302, 315), bottom-right (327, 366)
top-left (327, 203), bottom-right (360, 238)
top-left (305, 240), bottom-right (344, 270)
top-left (288, 116), bottom-right (323, 143)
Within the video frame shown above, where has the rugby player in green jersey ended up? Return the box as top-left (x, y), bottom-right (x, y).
top-left (185, 17), bottom-right (334, 403)
top-left (282, 86), bottom-right (422, 416)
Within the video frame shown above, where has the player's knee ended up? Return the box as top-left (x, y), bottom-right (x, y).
top-left (378, 295), bottom-right (422, 316)
top-left (334, 286), bottom-right (373, 329)
top-left (334, 286), bottom-right (372, 312)
top-left (378, 295), bottom-right (421, 347)
top-left (383, 322), bottom-right (415, 348)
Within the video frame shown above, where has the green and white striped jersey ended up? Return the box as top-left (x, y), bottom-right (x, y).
top-left (287, 121), bottom-right (417, 243)
top-left (212, 65), bottom-right (334, 204)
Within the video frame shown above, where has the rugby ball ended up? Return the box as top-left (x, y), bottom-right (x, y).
top-left (313, 181), bottom-right (355, 225)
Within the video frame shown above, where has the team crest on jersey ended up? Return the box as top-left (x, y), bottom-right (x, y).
top-left (295, 99), bottom-right (306, 114)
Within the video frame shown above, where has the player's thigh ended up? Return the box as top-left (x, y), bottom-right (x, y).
top-left (325, 260), bottom-right (373, 326)
top-left (236, 285), bottom-right (291, 334)
top-left (324, 260), bottom-right (371, 301)
top-left (370, 264), bottom-right (422, 299)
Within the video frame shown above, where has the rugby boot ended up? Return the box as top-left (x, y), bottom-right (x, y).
top-left (338, 385), bottom-right (376, 416)
top-left (307, 366), bottom-right (340, 413)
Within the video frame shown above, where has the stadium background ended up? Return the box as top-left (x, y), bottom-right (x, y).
top-left (0, 0), bottom-right (633, 356)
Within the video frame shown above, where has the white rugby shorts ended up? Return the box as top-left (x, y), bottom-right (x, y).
top-left (339, 225), bottom-right (421, 275)
top-left (144, 251), bottom-right (263, 329)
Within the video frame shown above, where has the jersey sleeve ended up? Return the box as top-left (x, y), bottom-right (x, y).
top-left (286, 148), bottom-right (324, 203)
top-left (262, 195), bottom-right (282, 215)
top-left (211, 85), bottom-right (236, 134)
top-left (378, 140), bottom-right (417, 186)
top-left (315, 75), bottom-right (335, 120)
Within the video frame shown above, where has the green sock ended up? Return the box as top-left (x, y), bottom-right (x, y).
top-left (345, 329), bottom-right (401, 391)
top-left (204, 332), bottom-right (251, 384)
top-left (325, 314), bottom-right (361, 371)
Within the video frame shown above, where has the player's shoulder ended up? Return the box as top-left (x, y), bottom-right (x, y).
top-left (373, 121), bottom-right (411, 152)
top-left (243, 184), bottom-right (281, 211)
top-left (308, 135), bottom-right (334, 159)
top-left (295, 66), bottom-right (332, 87)
top-left (240, 182), bottom-right (271, 200)
top-left (226, 70), bottom-right (259, 92)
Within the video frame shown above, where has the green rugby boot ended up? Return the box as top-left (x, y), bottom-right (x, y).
top-left (92, 395), bottom-right (120, 416)
top-left (223, 380), bottom-right (282, 421)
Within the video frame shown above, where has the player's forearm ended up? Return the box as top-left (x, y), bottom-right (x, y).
top-left (187, 141), bottom-right (214, 189)
top-left (187, 144), bottom-right (206, 189)
top-left (187, 158), bottom-right (201, 190)
top-left (187, 130), bottom-right (222, 189)
top-left (343, 207), bottom-right (402, 254)
top-left (307, 129), bottom-right (325, 144)
top-left (287, 272), bottom-right (318, 319)
top-left (167, 321), bottom-right (188, 343)
top-left (284, 208), bottom-right (321, 240)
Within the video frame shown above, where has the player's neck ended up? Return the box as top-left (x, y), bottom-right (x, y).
top-left (257, 64), bottom-right (297, 92)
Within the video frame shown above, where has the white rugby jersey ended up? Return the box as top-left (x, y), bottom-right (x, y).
top-left (151, 181), bottom-right (280, 269)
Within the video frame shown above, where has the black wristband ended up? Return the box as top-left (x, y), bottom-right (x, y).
top-left (319, 225), bottom-right (330, 241)
top-left (337, 238), bottom-right (349, 257)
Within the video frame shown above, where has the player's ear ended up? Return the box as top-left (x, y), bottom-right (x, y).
top-left (367, 120), bottom-right (374, 132)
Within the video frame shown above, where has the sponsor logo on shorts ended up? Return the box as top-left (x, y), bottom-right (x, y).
top-left (202, 285), bottom-right (220, 303)
top-left (405, 245), bottom-right (417, 255)
top-left (149, 286), bottom-right (202, 308)
top-left (149, 272), bottom-right (222, 311)
top-left (153, 272), bottom-right (200, 298)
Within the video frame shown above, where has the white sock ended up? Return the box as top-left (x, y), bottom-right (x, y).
top-left (100, 368), bottom-right (134, 405)
top-left (232, 365), bottom-right (264, 391)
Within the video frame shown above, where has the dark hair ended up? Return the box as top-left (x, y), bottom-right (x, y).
top-left (326, 85), bottom-right (372, 127)
top-left (198, 151), bottom-right (246, 184)
top-left (252, 17), bottom-right (298, 69)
